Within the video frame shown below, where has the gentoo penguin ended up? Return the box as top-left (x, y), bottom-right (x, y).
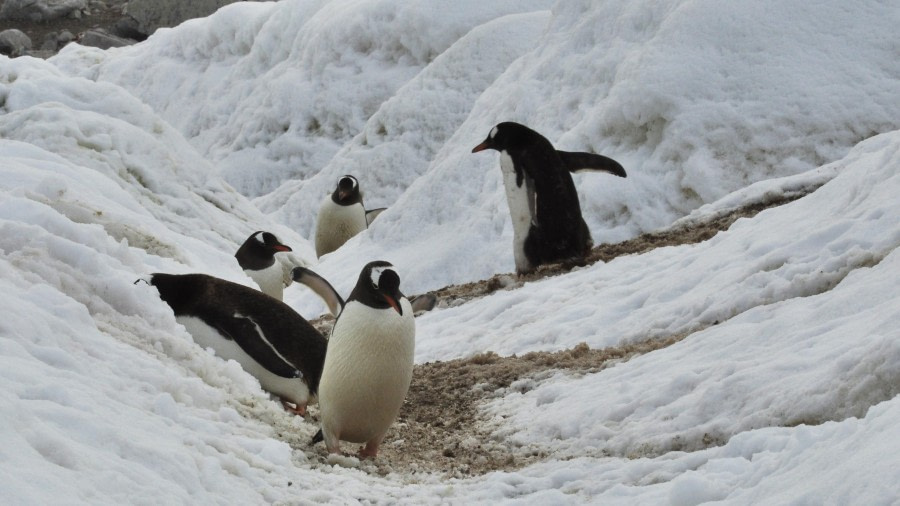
top-left (472, 122), bottom-right (626, 274)
top-left (314, 175), bottom-right (387, 258)
top-left (235, 231), bottom-right (293, 301)
top-left (143, 273), bottom-right (327, 416)
top-left (311, 261), bottom-right (415, 458)
top-left (291, 266), bottom-right (437, 318)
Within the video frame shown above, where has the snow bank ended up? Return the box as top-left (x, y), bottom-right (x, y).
top-left (53, 0), bottom-right (900, 295)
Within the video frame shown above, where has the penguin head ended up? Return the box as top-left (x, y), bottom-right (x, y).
top-left (472, 122), bottom-right (536, 154)
top-left (331, 175), bottom-right (362, 205)
top-left (251, 231), bottom-right (292, 254)
top-left (236, 231), bottom-right (292, 269)
top-left (349, 260), bottom-right (405, 315)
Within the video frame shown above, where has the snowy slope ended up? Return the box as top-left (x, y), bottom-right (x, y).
top-left (1, 0), bottom-right (899, 503)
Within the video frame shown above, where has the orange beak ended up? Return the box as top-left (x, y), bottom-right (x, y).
top-left (383, 294), bottom-right (402, 315)
top-left (472, 141), bottom-right (490, 153)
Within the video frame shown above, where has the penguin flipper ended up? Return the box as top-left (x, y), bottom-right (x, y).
top-left (216, 314), bottom-right (301, 378)
top-left (409, 293), bottom-right (437, 314)
top-left (365, 208), bottom-right (387, 226)
top-left (557, 150), bottom-right (627, 178)
top-left (292, 267), bottom-right (345, 317)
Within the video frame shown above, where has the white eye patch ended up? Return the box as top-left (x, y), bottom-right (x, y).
top-left (370, 266), bottom-right (389, 288)
top-left (489, 126), bottom-right (498, 138)
top-left (253, 232), bottom-right (266, 244)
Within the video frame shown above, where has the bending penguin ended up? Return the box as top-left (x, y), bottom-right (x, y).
top-left (472, 122), bottom-right (626, 274)
top-left (235, 231), bottom-right (293, 301)
top-left (141, 273), bottom-right (327, 416)
top-left (315, 175), bottom-right (386, 258)
top-left (311, 261), bottom-right (415, 458)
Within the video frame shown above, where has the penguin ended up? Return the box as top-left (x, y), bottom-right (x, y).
top-left (472, 122), bottom-right (626, 274)
top-left (311, 261), bottom-right (415, 458)
top-left (235, 231), bottom-right (293, 301)
top-left (143, 273), bottom-right (327, 416)
top-left (314, 175), bottom-right (387, 258)
top-left (291, 266), bottom-right (438, 318)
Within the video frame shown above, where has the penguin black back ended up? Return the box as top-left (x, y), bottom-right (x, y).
top-left (149, 273), bottom-right (327, 394)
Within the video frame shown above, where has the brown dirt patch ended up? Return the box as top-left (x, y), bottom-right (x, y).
top-left (277, 191), bottom-right (809, 476)
top-left (432, 193), bottom-right (807, 307)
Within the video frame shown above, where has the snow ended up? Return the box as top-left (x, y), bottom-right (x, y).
top-left (2, 0), bottom-right (899, 503)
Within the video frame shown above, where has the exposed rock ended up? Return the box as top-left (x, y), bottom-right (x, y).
top-left (58, 30), bottom-right (76, 45)
top-left (110, 15), bottom-right (146, 41)
top-left (41, 32), bottom-right (60, 51)
top-left (0, 0), bottom-right (88, 22)
top-left (78, 28), bottom-right (135, 49)
top-left (0, 29), bottom-right (32, 57)
top-left (125, 0), bottom-right (263, 37)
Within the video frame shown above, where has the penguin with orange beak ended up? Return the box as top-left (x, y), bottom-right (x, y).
top-left (312, 261), bottom-right (415, 458)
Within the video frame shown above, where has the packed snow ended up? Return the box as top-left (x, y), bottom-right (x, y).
top-left (2, 0), bottom-right (899, 503)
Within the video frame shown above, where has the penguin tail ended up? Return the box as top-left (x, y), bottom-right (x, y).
top-left (311, 429), bottom-right (324, 445)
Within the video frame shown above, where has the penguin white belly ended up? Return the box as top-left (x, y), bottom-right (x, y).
top-left (315, 198), bottom-right (367, 257)
top-left (499, 152), bottom-right (534, 273)
top-left (176, 316), bottom-right (311, 407)
top-left (318, 299), bottom-right (415, 444)
top-left (244, 261), bottom-right (284, 301)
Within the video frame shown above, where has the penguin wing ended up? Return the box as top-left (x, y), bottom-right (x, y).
top-left (365, 207), bottom-right (387, 226)
top-left (214, 313), bottom-right (301, 378)
top-left (557, 150), bottom-right (627, 178)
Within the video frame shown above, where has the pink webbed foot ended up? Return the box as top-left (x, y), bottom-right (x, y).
top-left (358, 441), bottom-right (380, 459)
top-left (281, 399), bottom-right (307, 416)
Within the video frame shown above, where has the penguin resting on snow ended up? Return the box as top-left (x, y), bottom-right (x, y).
top-left (235, 231), bottom-right (294, 301)
top-left (310, 261), bottom-right (415, 458)
top-left (314, 175), bottom-right (386, 258)
top-left (472, 122), bottom-right (626, 274)
top-left (143, 273), bottom-right (327, 416)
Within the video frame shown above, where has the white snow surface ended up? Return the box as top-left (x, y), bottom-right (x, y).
top-left (1, 0), bottom-right (898, 503)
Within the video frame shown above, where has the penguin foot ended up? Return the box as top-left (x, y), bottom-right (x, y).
top-left (358, 442), bottom-right (380, 459)
top-left (281, 400), bottom-right (307, 416)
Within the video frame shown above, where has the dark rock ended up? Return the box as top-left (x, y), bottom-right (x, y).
top-left (110, 16), bottom-right (147, 42)
top-left (126, 0), bottom-right (264, 37)
top-left (41, 32), bottom-right (60, 51)
top-left (0, 29), bottom-right (32, 57)
top-left (0, 0), bottom-right (88, 22)
top-left (78, 28), bottom-right (135, 50)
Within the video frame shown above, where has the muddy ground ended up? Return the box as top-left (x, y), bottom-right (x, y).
top-left (283, 193), bottom-right (808, 477)
top-left (0, 0), bottom-right (128, 54)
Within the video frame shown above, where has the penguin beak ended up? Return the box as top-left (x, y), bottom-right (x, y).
top-left (273, 244), bottom-right (292, 252)
top-left (382, 293), bottom-right (403, 315)
top-left (471, 140), bottom-right (490, 153)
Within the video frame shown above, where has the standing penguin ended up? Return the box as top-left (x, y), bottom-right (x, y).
top-left (143, 273), bottom-right (327, 416)
top-left (312, 261), bottom-right (415, 458)
top-left (472, 122), bottom-right (626, 274)
top-left (314, 175), bottom-right (387, 258)
top-left (235, 231), bottom-right (293, 301)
